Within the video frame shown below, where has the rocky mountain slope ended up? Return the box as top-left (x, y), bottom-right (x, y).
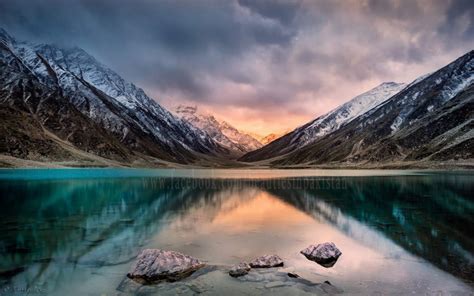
top-left (240, 82), bottom-right (406, 161)
top-left (241, 50), bottom-right (474, 166)
top-left (0, 28), bottom-right (227, 166)
top-left (175, 105), bottom-right (262, 156)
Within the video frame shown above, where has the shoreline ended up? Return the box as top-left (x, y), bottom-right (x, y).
top-left (1, 156), bottom-right (473, 171)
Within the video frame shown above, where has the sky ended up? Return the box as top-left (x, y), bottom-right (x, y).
top-left (0, 0), bottom-right (473, 136)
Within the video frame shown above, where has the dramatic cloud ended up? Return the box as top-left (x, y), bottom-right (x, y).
top-left (0, 0), bottom-right (472, 135)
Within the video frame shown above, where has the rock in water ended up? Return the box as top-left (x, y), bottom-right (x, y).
top-left (127, 249), bottom-right (204, 283)
top-left (229, 262), bottom-right (251, 277)
top-left (249, 255), bottom-right (284, 268)
top-left (287, 272), bottom-right (299, 278)
top-left (300, 242), bottom-right (342, 267)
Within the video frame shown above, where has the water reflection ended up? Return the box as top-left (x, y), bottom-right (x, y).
top-left (267, 175), bottom-right (474, 282)
top-left (0, 172), bottom-right (472, 295)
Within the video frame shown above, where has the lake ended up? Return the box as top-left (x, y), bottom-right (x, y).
top-left (0, 169), bottom-right (472, 295)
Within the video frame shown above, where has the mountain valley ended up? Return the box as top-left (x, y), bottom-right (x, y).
top-left (0, 28), bottom-right (472, 168)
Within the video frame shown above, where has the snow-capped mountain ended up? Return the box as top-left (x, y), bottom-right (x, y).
top-left (242, 50), bottom-right (474, 165)
top-left (218, 120), bottom-right (263, 152)
top-left (0, 28), bottom-right (226, 165)
top-left (305, 82), bottom-right (406, 138)
top-left (241, 81), bottom-right (406, 161)
top-left (249, 132), bottom-right (289, 145)
top-left (175, 105), bottom-right (262, 156)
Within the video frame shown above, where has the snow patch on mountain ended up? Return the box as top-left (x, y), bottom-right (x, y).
top-left (441, 73), bottom-right (474, 102)
top-left (297, 82), bottom-right (406, 146)
top-left (388, 54), bottom-right (473, 134)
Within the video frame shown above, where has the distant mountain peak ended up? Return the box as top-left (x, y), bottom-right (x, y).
top-left (175, 105), bottom-right (262, 156)
top-left (248, 131), bottom-right (290, 145)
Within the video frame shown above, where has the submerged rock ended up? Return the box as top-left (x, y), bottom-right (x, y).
top-left (287, 272), bottom-right (299, 278)
top-left (320, 280), bottom-right (344, 294)
top-left (127, 249), bottom-right (204, 283)
top-left (239, 268), bottom-right (343, 294)
top-left (300, 242), bottom-right (342, 267)
top-left (118, 266), bottom-right (217, 294)
top-left (249, 255), bottom-right (284, 268)
top-left (229, 262), bottom-right (251, 277)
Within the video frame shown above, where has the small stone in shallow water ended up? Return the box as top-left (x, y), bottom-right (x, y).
top-left (127, 249), bottom-right (204, 283)
top-left (320, 281), bottom-right (344, 294)
top-left (249, 255), bottom-right (284, 268)
top-left (229, 262), bottom-right (251, 277)
top-left (300, 242), bottom-right (342, 268)
top-left (287, 272), bottom-right (300, 278)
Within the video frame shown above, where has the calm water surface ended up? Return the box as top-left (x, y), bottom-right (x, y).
top-left (0, 169), bottom-right (472, 295)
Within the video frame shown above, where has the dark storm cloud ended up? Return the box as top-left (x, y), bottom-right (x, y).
top-left (0, 0), bottom-right (473, 133)
top-left (0, 0), bottom-right (293, 50)
top-left (145, 65), bottom-right (208, 98)
top-left (0, 0), bottom-right (294, 96)
top-left (438, 0), bottom-right (474, 41)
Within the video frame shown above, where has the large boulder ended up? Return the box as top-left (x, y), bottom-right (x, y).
top-left (229, 262), bottom-right (251, 277)
top-left (300, 242), bottom-right (342, 267)
top-left (127, 249), bottom-right (204, 283)
top-left (249, 255), bottom-right (284, 268)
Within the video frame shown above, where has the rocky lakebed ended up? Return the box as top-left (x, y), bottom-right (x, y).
top-left (118, 243), bottom-right (343, 295)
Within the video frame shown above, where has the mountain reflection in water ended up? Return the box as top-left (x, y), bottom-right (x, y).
top-left (0, 171), bottom-right (472, 295)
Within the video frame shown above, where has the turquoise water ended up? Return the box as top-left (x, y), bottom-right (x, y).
top-left (0, 169), bottom-right (472, 295)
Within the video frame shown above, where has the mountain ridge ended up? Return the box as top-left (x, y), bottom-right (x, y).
top-left (240, 81), bottom-right (407, 162)
top-left (0, 28), bottom-right (229, 166)
top-left (240, 50), bottom-right (474, 166)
